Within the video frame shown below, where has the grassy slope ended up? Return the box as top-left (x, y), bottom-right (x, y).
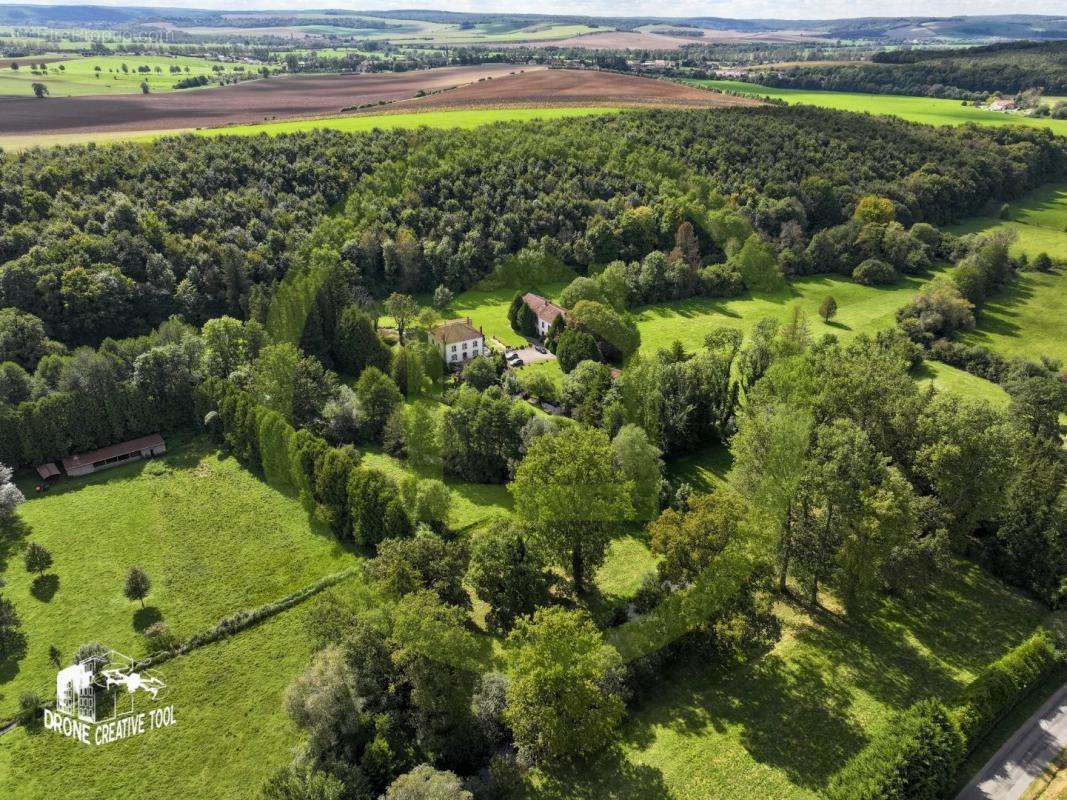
top-left (949, 181), bottom-right (1067, 365)
top-left (0, 602), bottom-right (333, 800)
top-left (632, 270), bottom-right (949, 356)
top-left (691, 79), bottom-right (1067, 136)
top-left (442, 281), bottom-right (571, 349)
top-left (532, 564), bottom-right (1047, 800)
top-left (0, 55), bottom-right (238, 97)
top-left (0, 436), bottom-right (354, 717)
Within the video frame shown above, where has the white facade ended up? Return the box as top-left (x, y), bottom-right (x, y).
top-left (443, 335), bottom-right (484, 365)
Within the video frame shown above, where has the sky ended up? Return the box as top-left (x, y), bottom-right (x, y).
top-left (8, 0), bottom-right (1067, 20)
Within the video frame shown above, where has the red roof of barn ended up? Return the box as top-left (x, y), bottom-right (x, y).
top-left (61, 433), bottom-right (165, 471)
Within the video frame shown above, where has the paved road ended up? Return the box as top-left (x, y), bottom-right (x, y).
top-left (957, 682), bottom-right (1067, 800)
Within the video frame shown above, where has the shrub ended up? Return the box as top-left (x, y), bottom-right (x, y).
top-left (16, 692), bottom-right (44, 727)
top-left (142, 621), bottom-right (180, 656)
top-left (953, 629), bottom-right (1060, 747)
top-left (853, 258), bottom-right (898, 286)
top-left (826, 699), bottom-right (965, 800)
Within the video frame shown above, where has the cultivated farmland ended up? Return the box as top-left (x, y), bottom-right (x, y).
top-left (0, 63), bottom-right (530, 139)
top-left (394, 69), bottom-right (763, 111)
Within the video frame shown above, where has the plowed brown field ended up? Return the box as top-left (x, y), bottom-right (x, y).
top-left (390, 69), bottom-right (762, 111)
top-left (0, 64), bottom-right (533, 137)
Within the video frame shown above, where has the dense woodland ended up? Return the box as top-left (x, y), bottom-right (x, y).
top-left (747, 40), bottom-right (1067, 99)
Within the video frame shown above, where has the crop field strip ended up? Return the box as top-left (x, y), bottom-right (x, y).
top-left (690, 79), bottom-right (1067, 136)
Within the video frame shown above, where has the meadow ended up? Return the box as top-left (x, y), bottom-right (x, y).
top-left (0, 55), bottom-right (242, 97)
top-left (949, 180), bottom-right (1067, 365)
top-left (632, 270), bottom-right (948, 356)
top-left (691, 79), bottom-right (1067, 135)
top-left (0, 436), bottom-right (354, 719)
top-left (0, 603), bottom-right (338, 800)
top-left (534, 561), bottom-right (1049, 800)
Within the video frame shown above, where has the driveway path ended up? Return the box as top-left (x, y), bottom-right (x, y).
top-left (957, 681), bottom-right (1067, 800)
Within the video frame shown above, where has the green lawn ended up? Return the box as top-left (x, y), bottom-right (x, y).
top-left (956, 268), bottom-right (1067, 365)
top-left (690, 79), bottom-right (1067, 136)
top-left (443, 281), bottom-right (572, 349)
top-left (666, 443), bottom-right (734, 493)
top-left (948, 181), bottom-right (1067, 365)
top-left (916, 361), bottom-right (1011, 407)
top-left (633, 270), bottom-right (948, 357)
top-left (0, 600), bottom-right (337, 800)
top-left (0, 436), bottom-right (354, 717)
top-left (0, 55), bottom-right (241, 97)
top-left (530, 561), bottom-right (1048, 800)
top-left (211, 108), bottom-right (618, 140)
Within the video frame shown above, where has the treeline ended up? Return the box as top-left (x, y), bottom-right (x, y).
top-left (748, 40), bottom-right (1067, 99)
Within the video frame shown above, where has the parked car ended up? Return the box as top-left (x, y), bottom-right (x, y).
top-left (534, 345), bottom-right (548, 354)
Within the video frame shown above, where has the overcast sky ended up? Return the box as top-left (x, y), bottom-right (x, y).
top-left (12, 0), bottom-right (1067, 20)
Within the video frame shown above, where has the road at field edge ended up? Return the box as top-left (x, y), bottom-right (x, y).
top-left (957, 681), bottom-right (1067, 800)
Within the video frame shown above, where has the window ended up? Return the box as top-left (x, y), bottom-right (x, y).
top-left (451, 345), bottom-right (457, 352)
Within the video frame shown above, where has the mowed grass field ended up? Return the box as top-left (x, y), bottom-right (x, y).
top-left (0, 55), bottom-right (241, 97)
top-left (0, 436), bottom-right (354, 718)
top-left (691, 79), bottom-right (1067, 135)
top-left (632, 270), bottom-right (949, 356)
top-left (530, 562), bottom-right (1048, 800)
top-left (0, 602), bottom-right (341, 800)
top-left (949, 180), bottom-right (1067, 365)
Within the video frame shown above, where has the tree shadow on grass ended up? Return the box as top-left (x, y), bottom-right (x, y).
top-left (30, 573), bottom-right (58, 602)
top-left (0, 631), bottom-right (27, 685)
top-left (133, 606), bottom-right (163, 632)
top-left (623, 646), bottom-right (866, 792)
top-left (870, 559), bottom-right (1041, 679)
top-left (0, 517), bottom-right (30, 573)
top-left (533, 745), bottom-right (672, 800)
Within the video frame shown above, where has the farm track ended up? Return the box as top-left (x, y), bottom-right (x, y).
top-left (0, 63), bottom-right (531, 137)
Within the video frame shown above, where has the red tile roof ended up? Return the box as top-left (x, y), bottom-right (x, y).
top-left (522, 293), bottom-right (565, 325)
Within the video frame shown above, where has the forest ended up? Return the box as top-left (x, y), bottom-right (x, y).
top-left (1, 106), bottom-right (1061, 347)
top-left (746, 40), bottom-right (1067, 99)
